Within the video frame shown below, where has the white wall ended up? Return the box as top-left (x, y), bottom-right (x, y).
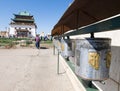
top-left (71, 30), bottom-right (120, 46)
top-left (9, 26), bottom-right (15, 36)
top-left (9, 24), bottom-right (36, 37)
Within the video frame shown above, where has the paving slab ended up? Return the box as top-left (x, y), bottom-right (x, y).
top-left (0, 48), bottom-right (75, 91)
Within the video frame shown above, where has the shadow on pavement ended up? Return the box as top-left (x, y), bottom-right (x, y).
top-left (40, 47), bottom-right (49, 49)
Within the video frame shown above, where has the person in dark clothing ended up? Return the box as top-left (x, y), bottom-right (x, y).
top-left (35, 35), bottom-right (40, 49)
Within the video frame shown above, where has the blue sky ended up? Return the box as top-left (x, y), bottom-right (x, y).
top-left (0, 0), bottom-right (73, 34)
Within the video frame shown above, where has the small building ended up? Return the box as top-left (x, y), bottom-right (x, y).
top-left (0, 31), bottom-right (9, 38)
top-left (40, 32), bottom-right (45, 37)
top-left (9, 11), bottom-right (37, 38)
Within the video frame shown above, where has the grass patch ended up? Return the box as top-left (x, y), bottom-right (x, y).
top-left (0, 38), bottom-right (53, 48)
top-left (41, 40), bottom-right (53, 44)
top-left (0, 38), bottom-right (31, 48)
top-left (0, 38), bottom-right (29, 43)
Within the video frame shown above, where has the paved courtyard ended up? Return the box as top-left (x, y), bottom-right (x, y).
top-left (0, 48), bottom-right (75, 91)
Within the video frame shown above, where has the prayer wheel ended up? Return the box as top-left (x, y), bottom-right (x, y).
top-left (75, 38), bottom-right (111, 81)
top-left (61, 39), bottom-right (74, 59)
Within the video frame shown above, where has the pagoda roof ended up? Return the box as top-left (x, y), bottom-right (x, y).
top-left (12, 18), bottom-right (34, 22)
top-left (10, 22), bottom-right (37, 28)
top-left (14, 11), bottom-right (33, 17)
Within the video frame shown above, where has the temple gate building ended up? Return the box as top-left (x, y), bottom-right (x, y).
top-left (9, 11), bottom-right (37, 38)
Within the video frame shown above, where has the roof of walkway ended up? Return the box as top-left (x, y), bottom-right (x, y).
top-left (51, 0), bottom-right (120, 36)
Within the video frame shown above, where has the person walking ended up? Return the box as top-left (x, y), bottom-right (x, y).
top-left (35, 35), bottom-right (40, 49)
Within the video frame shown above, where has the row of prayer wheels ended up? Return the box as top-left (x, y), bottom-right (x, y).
top-left (53, 38), bottom-right (111, 81)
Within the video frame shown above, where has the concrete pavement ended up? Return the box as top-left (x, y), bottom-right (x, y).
top-left (0, 48), bottom-right (76, 91)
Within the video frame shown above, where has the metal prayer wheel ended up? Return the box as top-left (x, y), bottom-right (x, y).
top-left (69, 39), bottom-right (76, 64)
top-left (53, 37), bottom-right (61, 51)
top-left (61, 39), bottom-right (75, 59)
top-left (53, 39), bottom-right (57, 48)
top-left (57, 39), bottom-right (61, 51)
top-left (75, 38), bottom-right (111, 81)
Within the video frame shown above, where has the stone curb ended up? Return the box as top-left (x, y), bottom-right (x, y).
top-left (59, 55), bottom-right (86, 91)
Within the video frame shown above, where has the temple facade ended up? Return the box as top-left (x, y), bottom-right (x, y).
top-left (9, 11), bottom-right (37, 38)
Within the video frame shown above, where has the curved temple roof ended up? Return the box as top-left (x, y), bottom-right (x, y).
top-left (19, 11), bottom-right (30, 16)
top-left (51, 0), bottom-right (120, 36)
